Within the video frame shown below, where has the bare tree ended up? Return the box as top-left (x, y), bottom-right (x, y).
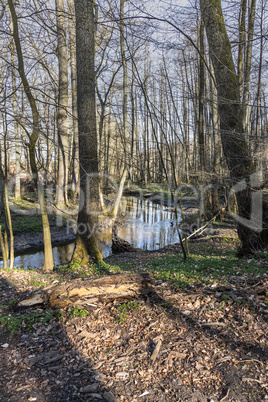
top-left (56, 0), bottom-right (69, 206)
top-left (8, 0), bottom-right (54, 271)
top-left (71, 0), bottom-right (102, 264)
top-left (200, 0), bottom-right (268, 254)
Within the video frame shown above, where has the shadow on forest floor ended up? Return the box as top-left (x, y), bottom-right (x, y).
top-left (0, 254), bottom-right (268, 402)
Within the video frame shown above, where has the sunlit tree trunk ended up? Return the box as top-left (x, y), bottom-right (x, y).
top-left (67, 0), bottom-right (79, 197)
top-left (238, 0), bottom-right (247, 98)
top-left (242, 0), bottom-right (256, 133)
top-left (198, 19), bottom-right (206, 175)
top-left (10, 20), bottom-right (20, 200)
top-left (110, 0), bottom-right (128, 218)
top-left (56, 0), bottom-right (69, 206)
top-left (8, 0), bottom-right (54, 271)
top-left (210, 61), bottom-right (221, 214)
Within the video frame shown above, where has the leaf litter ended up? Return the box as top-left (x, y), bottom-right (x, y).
top-left (0, 241), bottom-right (267, 401)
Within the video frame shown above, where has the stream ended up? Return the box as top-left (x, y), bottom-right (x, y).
top-left (0, 196), bottom-right (182, 269)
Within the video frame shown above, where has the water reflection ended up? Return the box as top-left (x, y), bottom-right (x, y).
top-left (99, 197), bottom-right (180, 258)
top-left (0, 197), bottom-right (181, 269)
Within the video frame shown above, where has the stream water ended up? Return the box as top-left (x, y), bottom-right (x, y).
top-left (0, 196), bottom-right (182, 269)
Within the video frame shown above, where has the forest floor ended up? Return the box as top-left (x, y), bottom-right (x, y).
top-left (0, 216), bottom-right (268, 402)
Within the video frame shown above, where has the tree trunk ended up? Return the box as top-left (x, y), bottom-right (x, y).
top-left (10, 22), bottom-right (20, 200)
top-left (56, 0), bottom-right (69, 206)
top-left (242, 0), bottom-right (256, 133)
top-left (71, 0), bottom-right (102, 264)
top-left (110, 169), bottom-right (128, 218)
top-left (210, 61), bottom-right (221, 214)
top-left (238, 0), bottom-right (247, 98)
top-left (200, 0), bottom-right (267, 254)
top-left (198, 19), bottom-right (206, 175)
top-left (68, 0), bottom-right (79, 197)
top-left (8, 0), bottom-right (54, 271)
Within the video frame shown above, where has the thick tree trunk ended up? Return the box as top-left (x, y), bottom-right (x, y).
top-left (200, 0), bottom-right (267, 254)
top-left (17, 273), bottom-right (153, 309)
top-left (71, 0), bottom-right (102, 264)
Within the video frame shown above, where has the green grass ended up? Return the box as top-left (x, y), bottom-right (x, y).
top-left (55, 260), bottom-right (122, 279)
top-left (0, 195), bottom-right (74, 235)
top-left (106, 241), bottom-right (267, 288)
top-left (0, 310), bottom-right (62, 337)
top-left (68, 305), bottom-right (89, 319)
top-left (115, 301), bottom-right (140, 323)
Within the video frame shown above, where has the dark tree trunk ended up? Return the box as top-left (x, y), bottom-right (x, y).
top-left (71, 0), bottom-right (102, 264)
top-left (200, 0), bottom-right (268, 254)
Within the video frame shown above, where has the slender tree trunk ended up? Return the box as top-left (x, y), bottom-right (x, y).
top-left (109, 0), bottom-right (129, 219)
top-left (56, 0), bottom-right (69, 206)
top-left (210, 61), bottom-right (220, 214)
top-left (68, 0), bottom-right (79, 197)
top-left (0, 123), bottom-right (14, 269)
top-left (8, 0), bottom-right (54, 271)
top-left (238, 0), bottom-right (247, 98)
top-left (198, 19), bottom-right (206, 175)
top-left (10, 23), bottom-right (20, 200)
top-left (242, 0), bottom-right (257, 133)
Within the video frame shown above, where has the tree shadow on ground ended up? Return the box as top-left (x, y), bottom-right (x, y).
top-left (0, 270), bottom-right (267, 402)
top-left (0, 275), bottom-right (114, 402)
top-left (144, 288), bottom-right (267, 401)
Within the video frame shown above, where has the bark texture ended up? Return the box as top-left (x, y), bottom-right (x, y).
top-left (17, 273), bottom-right (153, 309)
top-left (8, 0), bottom-right (54, 270)
top-left (72, 0), bottom-right (102, 263)
top-left (56, 0), bottom-right (69, 206)
top-left (200, 0), bottom-right (267, 254)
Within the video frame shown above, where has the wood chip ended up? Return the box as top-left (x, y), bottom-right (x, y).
top-left (150, 335), bottom-right (163, 362)
top-left (80, 383), bottom-right (99, 393)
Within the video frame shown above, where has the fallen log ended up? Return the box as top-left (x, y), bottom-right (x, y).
top-left (17, 273), bottom-right (153, 309)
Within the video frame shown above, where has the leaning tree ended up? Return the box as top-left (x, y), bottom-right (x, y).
top-left (200, 0), bottom-right (268, 255)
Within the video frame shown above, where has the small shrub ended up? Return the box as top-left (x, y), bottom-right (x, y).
top-left (68, 305), bottom-right (89, 319)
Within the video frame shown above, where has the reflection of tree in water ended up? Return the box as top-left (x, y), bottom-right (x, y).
top-left (1, 197), bottom-right (182, 269)
top-left (115, 197), bottom-right (181, 251)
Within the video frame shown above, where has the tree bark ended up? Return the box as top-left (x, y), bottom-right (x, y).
top-left (198, 19), bottom-right (206, 174)
top-left (17, 273), bottom-right (153, 309)
top-left (8, 0), bottom-right (54, 271)
top-left (200, 0), bottom-right (267, 254)
top-left (71, 0), bottom-right (102, 264)
top-left (56, 0), bottom-right (69, 206)
top-left (67, 0), bottom-right (79, 197)
top-left (242, 0), bottom-right (256, 133)
top-left (10, 20), bottom-right (20, 200)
